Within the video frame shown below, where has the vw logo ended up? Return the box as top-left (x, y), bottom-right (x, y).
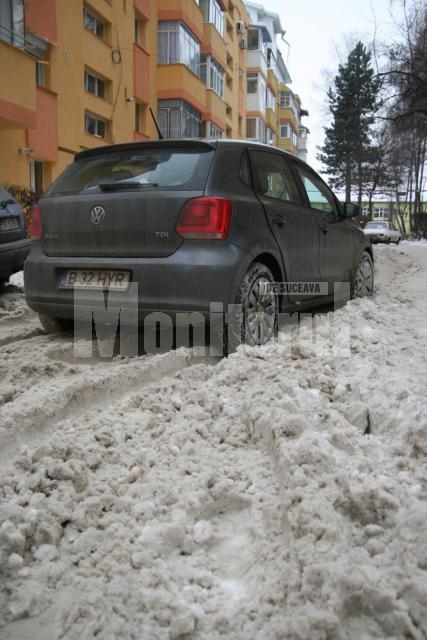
top-left (90, 205), bottom-right (106, 225)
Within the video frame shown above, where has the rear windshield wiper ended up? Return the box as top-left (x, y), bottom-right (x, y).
top-left (97, 181), bottom-right (159, 191)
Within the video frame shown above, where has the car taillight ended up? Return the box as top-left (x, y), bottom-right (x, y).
top-left (176, 197), bottom-right (232, 240)
top-left (30, 204), bottom-right (42, 240)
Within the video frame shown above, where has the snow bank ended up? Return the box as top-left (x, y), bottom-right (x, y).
top-left (0, 245), bottom-right (426, 639)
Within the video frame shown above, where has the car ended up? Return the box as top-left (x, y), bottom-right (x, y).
top-left (24, 139), bottom-right (374, 349)
top-left (0, 186), bottom-right (31, 286)
top-left (363, 221), bottom-right (401, 244)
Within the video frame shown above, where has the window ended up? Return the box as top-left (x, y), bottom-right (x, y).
top-left (200, 54), bottom-right (224, 98)
top-left (85, 70), bottom-right (106, 99)
top-left (157, 100), bottom-right (201, 139)
top-left (280, 92), bottom-right (290, 108)
top-left (199, 0), bottom-right (224, 37)
top-left (135, 102), bottom-right (143, 132)
top-left (251, 151), bottom-right (300, 202)
top-left (280, 124), bottom-right (289, 139)
top-left (29, 160), bottom-right (44, 199)
top-left (84, 7), bottom-right (105, 39)
top-left (247, 28), bottom-right (260, 50)
top-left (259, 75), bottom-right (266, 114)
top-left (85, 112), bottom-right (107, 138)
top-left (202, 121), bottom-right (223, 139)
top-left (239, 152), bottom-right (252, 188)
top-left (267, 88), bottom-right (275, 111)
top-left (35, 62), bottom-right (45, 87)
top-left (158, 22), bottom-right (200, 76)
top-left (0, 0), bottom-right (24, 47)
top-left (266, 128), bottom-right (274, 145)
top-left (246, 117), bottom-right (256, 139)
top-left (295, 166), bottom-right (336, 215)
top-left (247, 73), bottom-right (258, 94)
top-left (135, 16), bottom-right (143, 46)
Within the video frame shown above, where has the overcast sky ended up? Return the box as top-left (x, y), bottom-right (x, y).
top-left (263, 0), bottom-right (402, 172)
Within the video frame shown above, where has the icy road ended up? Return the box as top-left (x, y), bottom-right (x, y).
top-left (0, 243), bottom-right (426, 640)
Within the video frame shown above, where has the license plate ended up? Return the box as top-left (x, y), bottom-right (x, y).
top-left (60, 269), bottom-right (131, 290)
top-left (0, 217), bottom-right (19, 231)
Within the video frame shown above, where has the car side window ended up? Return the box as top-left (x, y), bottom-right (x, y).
top-left (250, 151), bottom-right (300, 203)
top-left (238, 151), bottom-right (252, 189)
top-left (295, 165), bottom-right (338, 216)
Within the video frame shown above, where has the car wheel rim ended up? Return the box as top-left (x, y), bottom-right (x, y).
top-left (246, 277), bottom-right (277, 344)
top-left (356, 256), bottom-right (373, 297)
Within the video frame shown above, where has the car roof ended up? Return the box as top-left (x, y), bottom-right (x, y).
top-left (75, 138), bottom-right (299, 162)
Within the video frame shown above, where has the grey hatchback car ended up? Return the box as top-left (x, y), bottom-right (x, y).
top-left (24, 139), bottom-right (373, 347)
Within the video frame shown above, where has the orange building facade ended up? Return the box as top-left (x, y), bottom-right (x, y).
top-left (0, 0), bottom-right (308, 195)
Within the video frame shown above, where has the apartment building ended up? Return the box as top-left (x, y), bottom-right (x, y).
top-left (0, 0), bottom-right (308, 196)
top-left (244, 1), bottom-right (308, 155)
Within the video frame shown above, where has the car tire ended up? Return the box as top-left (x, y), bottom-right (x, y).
top-left (226, 262), bottom-right (279, 354)
top-left (39, 314), bottom-right (73, 334)
top-left (352, 251), bottom-right (374, 298)
top-left (396, 238), bottom-right (401, 245)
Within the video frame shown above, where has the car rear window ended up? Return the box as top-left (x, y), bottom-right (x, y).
top-left (366, 222), bottom-right (387, 229)
top-left (47, 148), bottom-right (214, 196)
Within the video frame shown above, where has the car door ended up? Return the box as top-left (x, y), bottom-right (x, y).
top-left (291, 162), bottom-right (356, 295)
top-left (249, 149), bottom-right (321, 303)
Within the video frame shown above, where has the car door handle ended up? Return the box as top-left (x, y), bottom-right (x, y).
top-left (273, 215), bottom-right (286, 227)
top-left (319, 224), bottom-right (328, 233)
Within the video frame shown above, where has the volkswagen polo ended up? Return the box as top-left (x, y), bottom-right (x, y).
top-left (24, 140), bottom-right (373, 348)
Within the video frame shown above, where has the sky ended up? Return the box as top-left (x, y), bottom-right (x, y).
top-left (262, 0), bottom-right (403, 173)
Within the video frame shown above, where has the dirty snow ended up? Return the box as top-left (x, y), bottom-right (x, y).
top-left (0, 244), bottom-right (426, 640)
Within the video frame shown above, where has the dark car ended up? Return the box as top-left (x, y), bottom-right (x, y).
top-left (24, 140), bottom-right (373, 348)
top-left (0, 186), bottom-right (31, 286)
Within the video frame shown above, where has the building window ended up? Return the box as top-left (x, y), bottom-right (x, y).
top-left (135, 15), bottom-right (143, 46)
top-left (199, 0), bottom-right (224, 37)
top-left (135, 102), bottom-right (143, 132)
top-left (247, 72), bottom-right (258, 94)
top-left (280, 92), bottom-right (290, 108)
top-left (266, 128), bottom-right (274, 145)
top-left (158, 100), bottom-right (201, 139)
top-left (267, 88), bottom-right (275, 111)
top-left (85, 112), bottom-right (107, 138)
top-left (247, 28), bottom-right (260, 51)
top-left (202, 121), bottom-right (223, 139)
top-left (158, 22), bottom-right (200, 76)
top-left (0, 0), bottom-right (24, 47)
top-left (35, 62), bottom-right (45, 87)
top-left (84, 7), bottom-right (105, 39)
top-left (280, 124), bottom-right (289, 139)
top-left (29, 160), bottom-right (44, 199)
top-left (246, 117), bottom-right (256, 139)
top-left (85, 70), bottom-right (106, 99)
top-left (200, 54), bottom-right (224, 98)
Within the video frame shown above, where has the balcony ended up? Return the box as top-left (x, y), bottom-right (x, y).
top-left (25, 0), bottom-right (57, 43)
top-left (158, 0), bottom-right (203, 41)
top-left (157, 64), bottom-right (206, 113)
top-left (202, 23), bottom-right (227, 69)
top-left (204, 90), bottom-right (226, 128)
top-left (0, 41), bottom-right (36, 129)
top-left (266, 108), bottom-right (276, 131)
top-left (27, 87), bottom-right (58, 162)
top-left (279, 106), bottom-right (299, 133)
top-left (134, 44), bottom-right (150, 104)
top-left (267, 69), bottom-right (278, 95)
top-left (247, 49), bottom-right (268, 77)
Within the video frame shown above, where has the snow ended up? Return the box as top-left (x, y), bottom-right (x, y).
top-left (0, 244), bottom-right (426, 639)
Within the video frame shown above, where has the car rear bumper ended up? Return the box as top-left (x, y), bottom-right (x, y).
top-left (0, 238), bottom-right (31, 278)
top-left (24, 243), bottom-right (251, 319)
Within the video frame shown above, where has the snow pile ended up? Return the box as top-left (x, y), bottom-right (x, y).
top-left (0, 245), bottom-right (426, 640)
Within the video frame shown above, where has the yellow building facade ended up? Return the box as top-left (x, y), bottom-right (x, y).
top-left (0, 0), bottom-right (307, 196)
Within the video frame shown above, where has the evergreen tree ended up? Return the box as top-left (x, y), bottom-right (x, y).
top-left (318, 42), bottom-right (380, 204)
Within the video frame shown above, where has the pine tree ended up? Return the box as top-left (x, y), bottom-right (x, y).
top-left (318, 42), bottom-right (380, 204)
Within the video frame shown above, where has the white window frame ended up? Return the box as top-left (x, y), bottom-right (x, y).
top-left (84, 6), bottom-right (105, 39)
top-left (199, 0), bottom-right (224, 37)
top-left (200, 54), bottom-right (224, 98)
top-left (85, 70), bottom-right (106, 99)
top-left (85, 112), bottom-right (107, 138)
top-left (246, 117), bottom-right (257, 139)
top-left (280, 124), bottom-right (289, 139)
top-left (280, 92), bottom-right (290, 108)
top-left (158, 21), bottom-right (200, 77)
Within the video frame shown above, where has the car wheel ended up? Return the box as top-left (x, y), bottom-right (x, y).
top-left (39, 314), bottom-right (73, 334)
top-left (396, 238), bottom-right (401, 245)
top-left (227, 262), bottom-right (278, 353)
top-left (353, 251), bottom-right (374, 298)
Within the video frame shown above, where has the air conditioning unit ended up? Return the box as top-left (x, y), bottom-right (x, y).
top-left (239, 37), bottom-right (247, 49)
top-left (236, 20), bottom-right (245, 34)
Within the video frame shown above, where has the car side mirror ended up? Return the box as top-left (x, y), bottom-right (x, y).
top-left (343, 202), bottom-right (360, 218)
